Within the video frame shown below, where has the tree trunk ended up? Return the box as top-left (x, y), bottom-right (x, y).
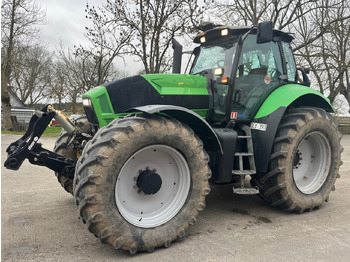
top-left (1, 0), bottom-right (16, 131)
top-left (58, 97), bottom-right (63, 108)
top-left (1, 69), bottom-right (12, 130)
top-left (70, 92), bottom-right (78, 113)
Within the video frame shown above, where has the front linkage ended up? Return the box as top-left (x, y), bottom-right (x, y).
top-left (4, 105), bottom-right (89, 179)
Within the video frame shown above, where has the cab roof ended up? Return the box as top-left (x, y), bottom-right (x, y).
top-left (193, 25), bottom-right (294, 44)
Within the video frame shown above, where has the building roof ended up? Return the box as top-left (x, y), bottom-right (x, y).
top-left (7, 88), bottom-right (27, 109)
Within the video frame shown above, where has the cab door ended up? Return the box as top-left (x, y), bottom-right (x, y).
top-left (231, 34), bottom-right (284, 121)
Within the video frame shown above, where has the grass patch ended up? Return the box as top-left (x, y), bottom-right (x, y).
top-left (2, 126), bottom-right (62, 137)
top-left (42, 126), bottom-right (63, 136)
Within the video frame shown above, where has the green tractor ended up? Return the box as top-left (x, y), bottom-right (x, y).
top-left (5, 21), bottom-right (343, 254)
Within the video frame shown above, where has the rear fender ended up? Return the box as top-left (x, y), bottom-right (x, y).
top-left (252, 84), bottom-right (333, 173)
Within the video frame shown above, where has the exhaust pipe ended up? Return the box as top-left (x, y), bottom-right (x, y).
top-left (172, 38), bottom-right (183, 74)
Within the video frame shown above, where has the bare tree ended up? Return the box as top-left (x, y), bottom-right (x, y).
top-left (49, 60), bottom-right (69, 108)
top-left (57, 44), bottom-right (121, 113)
top-left (1, 0), bottom-right (45, 130)
top-left (218, 0), bottom-right (318, 29)
top-left (74, 2), bottom-right (133, 88)
top-left (86, 0), bottom-right (211, 74)
top-left (57, 48), bottom-right (86, 113)
top-left (11, 43), bottom-right (53, 106)
top-left (216, 0), bottom-right (349, 49)
top-left (215, 0), bottom-right (350, 112)
top-left (73, 45), bottom-right (120, 90)
top-left (292, 0), bottom-right (350, 111)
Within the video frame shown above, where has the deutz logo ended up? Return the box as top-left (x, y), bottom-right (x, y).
top-left (28, 136), bottom-right (39, 150)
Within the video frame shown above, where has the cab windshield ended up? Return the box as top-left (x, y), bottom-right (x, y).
top-left (191, 36), bottom-right (238, 76)
top-left (190, 33), bottom-right (285, 122)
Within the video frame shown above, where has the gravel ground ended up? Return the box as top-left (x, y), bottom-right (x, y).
top-left (1, 134), bottom-right (350, 262)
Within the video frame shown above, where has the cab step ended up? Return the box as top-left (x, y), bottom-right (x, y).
top-left (233, 187), bottom-right (259, 195)
top-left (232, 170), bottom-right (256, 175)
top-left (235, 152), bottom-right (254, 156)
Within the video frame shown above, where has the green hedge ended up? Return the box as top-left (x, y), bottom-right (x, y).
top-left (1, 126), bottom-right (62, 137)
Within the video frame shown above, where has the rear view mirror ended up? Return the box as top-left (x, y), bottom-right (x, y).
top-left (256, 21), bottom-right (273, 44)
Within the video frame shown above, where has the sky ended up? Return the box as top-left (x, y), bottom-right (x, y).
top-left (36, 0), bottom-right (143, 75)
top-left (36, 0), bottom-right (92, 49)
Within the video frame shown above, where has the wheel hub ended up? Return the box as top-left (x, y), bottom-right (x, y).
top-left (137, 169), bottom-right (162, 195)
top-left (292, 132), bottom-right (331, 194)
top-left (293, 150), bottom-right (302, 169)
top-left (115, 144), bottom-right (190, 228)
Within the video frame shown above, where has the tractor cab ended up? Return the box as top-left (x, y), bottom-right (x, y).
top-left (190, 22), bottom-right (297, 123)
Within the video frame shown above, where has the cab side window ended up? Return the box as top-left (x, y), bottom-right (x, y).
top-left (236, 35), bottom-right (283, 80)
top-left (282, 42), bottom-right (297, 82)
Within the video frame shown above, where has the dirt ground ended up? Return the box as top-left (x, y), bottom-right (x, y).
top-left (1, 134), bottom-right (350, 262)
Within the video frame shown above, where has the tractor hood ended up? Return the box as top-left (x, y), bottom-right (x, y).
top-left (102, 74), bottom-right (209, 114)
top-left (141, 74), bottom-right (208, 95)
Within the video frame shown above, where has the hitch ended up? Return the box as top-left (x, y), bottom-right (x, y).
top-left (4, 105), bottom-right (79, 179)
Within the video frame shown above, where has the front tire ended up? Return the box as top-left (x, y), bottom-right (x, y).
top-left (257, 107), bottom-right (342, 213)
top-left (74, 115), bottom-right (211, 253)
top-left (53, 116), bottom-right (91, 194)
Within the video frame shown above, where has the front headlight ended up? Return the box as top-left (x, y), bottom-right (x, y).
top-left (83, 98), bottom-right (92, 107)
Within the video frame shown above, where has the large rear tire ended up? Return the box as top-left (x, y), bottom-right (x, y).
top-left (255, 107), bottom-right (342, 213)
top-left (53, 116), bottom-right (91, 194)
top-left (73, 115), bottom-right (211, 253)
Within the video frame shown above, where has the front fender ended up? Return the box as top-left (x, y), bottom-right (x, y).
top-left (126, 105), bottom-right (223, 154)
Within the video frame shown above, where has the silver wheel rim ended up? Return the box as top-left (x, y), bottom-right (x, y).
top-left (115, 145), bottom-right (190, 228)
top-left (293, 131), bottom-right (331, 194)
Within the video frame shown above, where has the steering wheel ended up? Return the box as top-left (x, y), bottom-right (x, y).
top-left (216, 60), bottom-right (225, 67)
